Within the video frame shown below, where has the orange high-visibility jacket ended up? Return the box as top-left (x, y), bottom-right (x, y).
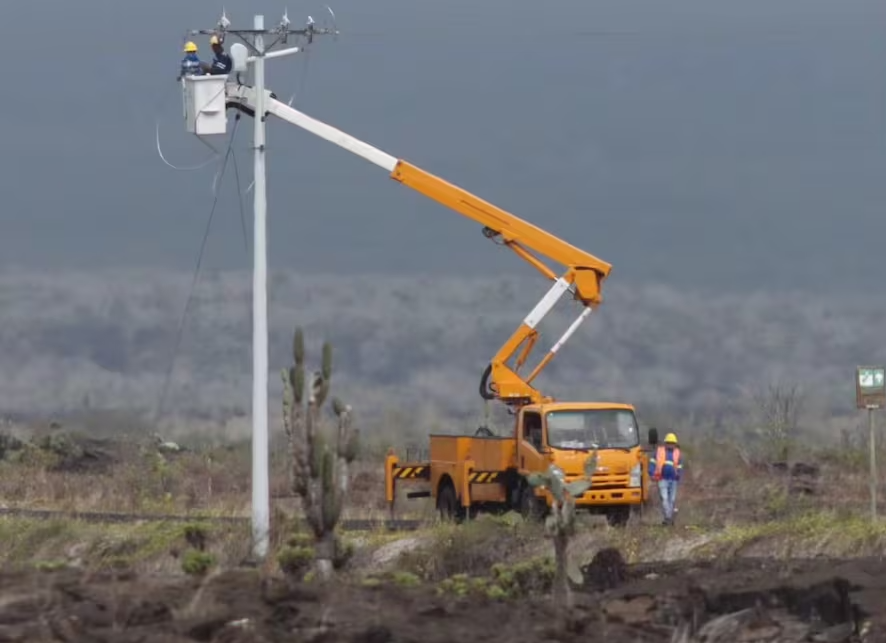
top-left (648, 445), bottom-right (683, 481)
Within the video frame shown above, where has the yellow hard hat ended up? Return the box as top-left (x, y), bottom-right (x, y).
top-left (184, 41), bottom-right (198, 53)
top-left (664, 432), bottom-right (678, 444)
top-left (209, 34), bottom-right (222, 45)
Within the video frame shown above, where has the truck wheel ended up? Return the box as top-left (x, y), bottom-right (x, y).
top-left (605, 506), bottom-right (631, 528)
top-left (437, 483), bottom-right (463, 522)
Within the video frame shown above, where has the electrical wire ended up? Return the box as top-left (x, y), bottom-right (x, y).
top-left (236, 46), bottom-right (313, 197)
top-left (154, 82), bottom-right (228, 172)
top-left (152, 40), bottom-right (317, 425)
top-left (287, 45), bottom-right (312, 107)
top-left (152, 115), bottom-right (242, 426)
top-left (156, 120), bottom-right (221, 171)
top-left (336, 26), bottom-right (880, 40)
top-left (229, 127), bottom-right (251, 258)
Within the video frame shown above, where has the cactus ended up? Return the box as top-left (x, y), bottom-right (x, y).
top-left (523, 451), bottom-right (598, 609)
top-left (281, 326), bottom-right (359, 580)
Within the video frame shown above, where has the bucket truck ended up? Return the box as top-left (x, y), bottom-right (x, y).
top-left (216, 80), bottom-right (654, 527)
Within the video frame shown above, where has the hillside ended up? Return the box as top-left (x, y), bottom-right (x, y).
top-left (0, 268), bottom-right (876, 436)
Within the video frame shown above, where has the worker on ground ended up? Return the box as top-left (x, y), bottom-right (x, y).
top-left (180, 42), bottom-right (203, 78)
top-left (648, 431), bottom-right (683, 526)
top-left (200, 34), bottom-right (233, 75)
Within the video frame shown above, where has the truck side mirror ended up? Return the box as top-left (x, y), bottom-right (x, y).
top-left (647, 427), bottom-right (659, 446)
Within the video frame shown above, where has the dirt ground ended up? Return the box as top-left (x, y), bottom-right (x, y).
top-left (1, 555), bottom-right (885, 643)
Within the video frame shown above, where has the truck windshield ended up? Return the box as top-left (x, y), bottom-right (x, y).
top-left (545, 409), bottom-right (639, 450)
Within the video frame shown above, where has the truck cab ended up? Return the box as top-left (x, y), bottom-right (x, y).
top-left (515, 402), bottom-right (649, 525)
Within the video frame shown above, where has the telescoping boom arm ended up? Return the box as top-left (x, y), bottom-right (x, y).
top-left (226, 85), bottom-right (612, 407)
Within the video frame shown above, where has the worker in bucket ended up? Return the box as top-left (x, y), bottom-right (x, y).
top-left (648, 431), bottom-right (683, 526)
top-left (200, 34), bottom-right (233, 75)
top-left (180, 41), bottom-right (203, 78)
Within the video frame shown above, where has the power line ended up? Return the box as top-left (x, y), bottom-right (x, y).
top-left (153, 116), bottom-right (243, 427)
top-left (229, 114), bottom-right (251, 258)
top-left (336, 27), bottom-right (882, 43)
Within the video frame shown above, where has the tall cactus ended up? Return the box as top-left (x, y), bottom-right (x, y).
top-left (524, 451), bottom-right (598, 608)
top-left (281, 326), bottom-right (359, 579)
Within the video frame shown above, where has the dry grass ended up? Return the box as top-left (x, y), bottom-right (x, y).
top-left (0, 446), bottom-right (256, 516)
top-left (673, 435), bottom-right (878, 528)
top-left (2, 425), bottom-right (886, 582)
top-left (0, 435), bottom-right (435, 524)
top-left (0, 516), bottom-right (253, 575)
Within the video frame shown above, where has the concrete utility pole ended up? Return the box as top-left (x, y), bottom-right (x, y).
top-left (183, 9), bottom-right (337, 560)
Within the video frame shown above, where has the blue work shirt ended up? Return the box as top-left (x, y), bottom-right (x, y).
top-left (181, 53), bottom-right (203, 77)
top-left (207, 51), bottom-right (233, 75)
top-left (648, 445), bottom-right (683, 482)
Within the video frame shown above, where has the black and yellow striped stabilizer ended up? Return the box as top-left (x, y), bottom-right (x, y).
top-left (391, 466), bottom-right (430, 479)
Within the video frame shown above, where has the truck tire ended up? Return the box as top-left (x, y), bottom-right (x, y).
top-left (605, 505), bottom-right (631, 528)
top-left (437, 483), bottom-right (463, 522)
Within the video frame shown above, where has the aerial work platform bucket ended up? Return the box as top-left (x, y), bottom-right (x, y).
top-left (182, 75), bottom-right (228, 136)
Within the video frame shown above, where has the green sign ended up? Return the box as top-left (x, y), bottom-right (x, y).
top-left (859, 368), bottom-right (886, 389)
top-left (857, 366), bottom-right (886, 409)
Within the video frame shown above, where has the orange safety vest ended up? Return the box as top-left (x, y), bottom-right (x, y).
top-left (653, 445), bottom-right (681, 479)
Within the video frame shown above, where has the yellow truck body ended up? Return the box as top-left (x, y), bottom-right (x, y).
top-left (386, 402), bottom-right (652, 526)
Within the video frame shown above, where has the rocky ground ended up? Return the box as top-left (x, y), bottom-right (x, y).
top-left (2, 427), bottom-right (886, 642)
top-left (1, 554), bottom-right (885, 643)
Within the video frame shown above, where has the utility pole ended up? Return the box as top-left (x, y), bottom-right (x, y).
top-left (183, 9), bottom-right (337, 560)
top-left (251, 13), bottom-right (270, 563)
top-left (869, 405), bottom-right (877, 520)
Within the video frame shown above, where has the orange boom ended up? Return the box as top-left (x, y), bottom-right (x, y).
top-left (227, 85), bottom-right (657, 526)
